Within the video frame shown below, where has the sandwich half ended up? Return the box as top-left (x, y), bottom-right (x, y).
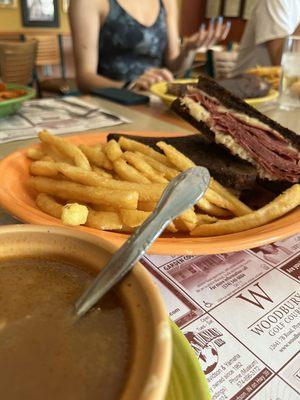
top-left (172, 74), bottom-right (300, 184)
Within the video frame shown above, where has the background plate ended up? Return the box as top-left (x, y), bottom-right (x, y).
top-left (0, 84), bottom-right (35, 118)
top-left (150, 79), bottom-right (278, 108)
top-left (0, 131), bottom-right (299, 255)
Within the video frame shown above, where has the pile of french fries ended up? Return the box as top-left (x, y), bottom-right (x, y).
top-left (26, 130), bottom-right (300, 236)
top-left (247, 66), bottom-right (282, 90)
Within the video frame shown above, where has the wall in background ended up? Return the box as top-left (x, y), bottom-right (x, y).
top-left (180, 0), bottom-right (246, 43)
top-left (0, 1), bottom-right (70, 32)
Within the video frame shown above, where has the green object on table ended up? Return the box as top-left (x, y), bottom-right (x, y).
top-left (0, 83), bottom-right (35, 118)
top-left (166, 320), bottom-right (211, 400)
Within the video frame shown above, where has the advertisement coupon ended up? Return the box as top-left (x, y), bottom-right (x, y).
top-left (144, 233), bottom-right (300, 399)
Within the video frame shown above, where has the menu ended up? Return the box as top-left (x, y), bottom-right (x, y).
top-left (142, 234), bottom-right (300, 399)
top-left (0, 97), bottom-right (130, 144)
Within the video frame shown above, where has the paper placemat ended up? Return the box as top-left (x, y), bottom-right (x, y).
top-left (0, 97), bottom-right (130, 144)
top-left (142, 235), bottom-right (300, 399)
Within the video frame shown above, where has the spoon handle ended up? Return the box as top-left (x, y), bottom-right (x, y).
top-left (75, 166), bottom-right (210, 318)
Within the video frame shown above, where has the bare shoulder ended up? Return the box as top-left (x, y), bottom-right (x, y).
top-left (162, 0), bottom-right (178, 15)
top-left (70, 0), bottom-right (106, 13)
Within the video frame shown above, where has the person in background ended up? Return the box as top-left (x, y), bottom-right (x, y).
top-left (233, 0), bottom-right (300, 75)
top-left (69, 0), bottom-right (230, 92)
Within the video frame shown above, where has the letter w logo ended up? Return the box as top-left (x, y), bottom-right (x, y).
top-left (236, 283), bottom-right (273, 309)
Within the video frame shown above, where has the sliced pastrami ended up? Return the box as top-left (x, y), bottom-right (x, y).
top-left (187, 92), bottom-right (300, 182)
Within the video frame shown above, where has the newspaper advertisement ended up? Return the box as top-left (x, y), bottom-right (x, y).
top-left (0, 97), bottom-right (130, 144)
top-left (142, 233), bottom-right (300, 399)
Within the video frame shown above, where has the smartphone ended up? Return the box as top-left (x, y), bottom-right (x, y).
top-left (91, 87), bottom-right (149, 105)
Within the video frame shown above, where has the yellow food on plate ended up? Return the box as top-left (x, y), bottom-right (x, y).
top-left (246, 66), bottom-right (281, 89)
top-left (103, 139), bottom-right (123, 162)
top-left (118, 136), bottom-right (172, 166)
top-left (39, 130), bottom-right (91, 171)
top-left (79, 144), bottom-right (113, 170)
top-left (156, 141), bottom-right (251, 217)
top-left (26, 148), bottom-right (45, 161)
top-left (30, 161), bottom-right (59, 177)
top-left (92, 165), bottom-right (113, 179)
top-left (191, 184), bottom-right (300, 236)
top-left (123, 151), bottom-right (168, 183)
top-left (86, 209), bottom-right (123, 231)
top-left (36, 193), bottom-right (63, 218)
top-left (136, 152), bottom-right (179, 180)
top-left (61, 203), bottom-right (89, 226)
top-left (25, 130), bottom-right (300, 238)
top-left (119, 209), bottom-right (151, 228)
top-left (28, 176), bottom-right (139, 210)
top-left (113, 158), bottom-right (151, 184)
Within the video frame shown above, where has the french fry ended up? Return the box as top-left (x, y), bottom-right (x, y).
top-left (26, 148), bottom-right (44, 161)
top-left (30, 161), bottom-right (58, 177)
top-left (197, 214), bottom-right (218, 224)
top-left (86, 209), bottom-right (123, 230)
top-left (104, 139), bottom-right (123, 162)
top-left (166, 222), bottom-right (178, 233)
top-left (138, 201), bottom-right (157, 211)
top-left (156, 141), bottom-right (250, 217)
top-left (41, 155), bottom-right (54, 162)
top-left (118, 136), bottom-right (172, 166)
top-left (123, 151), bottom-right (168, 183)
top-left (205, 188), bottom-right (241, 216)
top-left (210, 178), bottom-right (252, 216)
top-left (56, 162), bottom-right (109, 186)
top-left (39, 130), bottom-right (91, 170)
top-left (174, 219), bottom-right (196, 232)
top-left (92, 165), bottom-right (113, 179)
top-left (113, 158), bottom-right (151, 184)
top-left (61, 203), bottom-right (89, 226)
top-left (27, 134), bottom-right (263, 237)
top-left (41, 143), bottom-right (71, 163)
top-left (94, 143), bottom-right (103, 150)
top-left (36, 193), bottom-right (63, 218)
top-left (156, 141), bottom-right (194, 171)
top-left (180, 208), bottom-right (198, 224)
top-left (120, 207), bottom-right (180, 233)
top-left (197, 197), bottom-right (232, 218)
top-left (90, 204), bottom-right (116, 212)
top-left (191, 184), bottom-right (300, 236)
top-left (44, 162), bottom-right (165, 201)
top-left (120, 209), bottom-right (151, 228)
top-left (120, 208), bottom-right (177, 233)
top-left (28, 176), bottom-right (139, 210)
top-left (136, 152), bottom-right (179, 180)
top-left (79, 144), bottom-right (113, 170)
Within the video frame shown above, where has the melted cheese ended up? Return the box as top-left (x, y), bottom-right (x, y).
top-left (181, 97), bottom-right (209, 122)
top-left (214, 131), bottom-right (276, 180)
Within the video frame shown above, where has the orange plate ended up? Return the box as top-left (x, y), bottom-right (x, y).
top-left (0, 131), bottom-right (299, 255)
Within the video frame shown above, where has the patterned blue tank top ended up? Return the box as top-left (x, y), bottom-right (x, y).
top-left (98, 0), bottom-right (168, 81)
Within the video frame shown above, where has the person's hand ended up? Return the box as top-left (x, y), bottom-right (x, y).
top-left (183, 17), bottom-right (231, 53)
top-left (132, 68), bottom-right (174, 91)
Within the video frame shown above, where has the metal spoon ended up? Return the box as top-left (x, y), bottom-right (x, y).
top-left (74, 166), bottom-right (210, 318)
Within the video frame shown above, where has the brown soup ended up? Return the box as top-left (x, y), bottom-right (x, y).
top-left (0, 259), bottom-right (130, 400)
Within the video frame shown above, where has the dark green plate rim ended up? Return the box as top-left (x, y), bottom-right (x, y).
top-left (166, 320), bottom-right (211, 400)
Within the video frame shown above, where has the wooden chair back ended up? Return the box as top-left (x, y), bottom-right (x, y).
top-left (24, 34), bottom-right (60, 66)
top-left (0, 40), bottom-right (37, 85)
top-left (0, 33), bottom-right (22, 42)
